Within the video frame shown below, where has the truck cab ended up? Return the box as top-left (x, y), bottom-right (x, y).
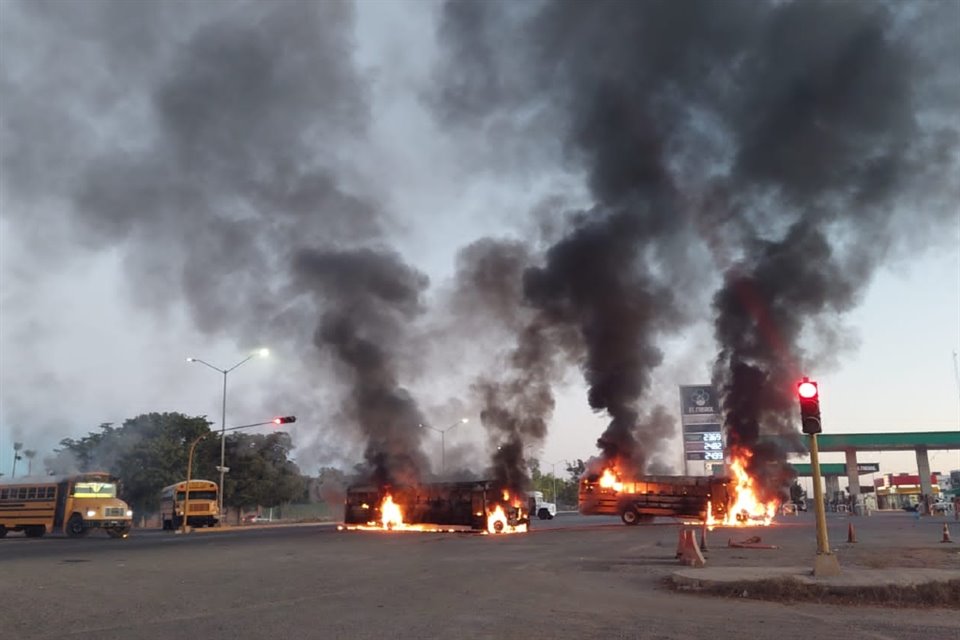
top-left (528, 491), bottom-right (557, 520)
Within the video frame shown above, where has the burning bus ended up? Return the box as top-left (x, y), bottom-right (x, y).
top-left (579, 468), bottom-right (735, 525)
top-left (579, 452), bottom-right (782, 526)
top-left (342, 480), bottom-right (528, 534)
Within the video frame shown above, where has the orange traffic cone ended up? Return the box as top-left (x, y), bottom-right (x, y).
top-left (678, 529), bottom-right (706, 567)
top-left (847, 522), bottom-right (857, 543)
top-left (941, 523), bottom-right (953, 543)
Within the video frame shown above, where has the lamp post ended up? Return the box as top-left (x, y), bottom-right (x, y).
top-left (186, 348), bottom-right (269, 526)
top-left (419, 418), bottom-right (469, 475)
top-left (179, 417), bottom-right (295, 534)
top-left (11, 442), bottom-right (23, 479)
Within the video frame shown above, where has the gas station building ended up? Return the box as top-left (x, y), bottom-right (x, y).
top-left (784, 431), bottom-right (960, 511)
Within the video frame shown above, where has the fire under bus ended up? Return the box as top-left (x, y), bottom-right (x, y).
top-left (579, 470), bottom-right (735, 525)
top-left (341, 480), bottom-right (529, 534)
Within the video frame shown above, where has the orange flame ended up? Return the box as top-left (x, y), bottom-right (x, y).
top-left (485, 491), bottom-right (528, 534)
top-left (598, 468), bottom-right (623, 492)
top-left (380, 494), bottom-right (404, 529)
top-left (339, 492), bottom-right (528, 534)
top-left (713, 450), bottom-right (779, 526)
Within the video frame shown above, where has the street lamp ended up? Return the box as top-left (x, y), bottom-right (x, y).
top-left (186, 348), bottom-right (269, 525)
top-left (179, 417), bottom-right (295, 534)
top-left (419, 418), bottom-right (469, 475)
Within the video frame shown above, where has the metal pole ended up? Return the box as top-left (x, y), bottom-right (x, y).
top-left (183, 435), bottom-right (204, 534)
top-left (809, 434), bottom-right (829, 553)
top-left (440, 431), bottom-right (445, 475)
top-left (809, 433), bottom-right (840, 575)
top-left (219, 371), bottom-right (227, 526)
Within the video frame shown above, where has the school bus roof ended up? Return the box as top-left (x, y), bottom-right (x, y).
top-left (160, 479), bottom-right (219, 492)
top-left (0, 471), bottom-right (116, 486)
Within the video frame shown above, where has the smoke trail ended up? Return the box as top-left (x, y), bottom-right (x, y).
top-left (433, 0), bottom-right (959, 479)
top-left (449, 239), bottom-right (572, 491)
top-left (292, 247), bottom-right (429, 486)
top-left (0, 1), bottom-right (434, 475)
top-left (709, 1), bottom-right (959, 499)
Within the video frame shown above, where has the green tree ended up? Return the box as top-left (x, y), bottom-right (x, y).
top-left (48, 413), bottom-right (215, 513)
top-left (223, 432), bottom-right (304, 510)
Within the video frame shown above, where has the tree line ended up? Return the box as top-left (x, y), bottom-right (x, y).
top-left (39, 412), bottom-right (592, 516)
top-left (45, 412), bottom-right (305, 515)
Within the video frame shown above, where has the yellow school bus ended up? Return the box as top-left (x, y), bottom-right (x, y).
top-left (160, 479), bottom-right (219, 529)
top-left (0, 472), bottom-right (133, 538)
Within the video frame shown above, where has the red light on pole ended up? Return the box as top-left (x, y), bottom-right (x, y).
top-left (797, 378), bottom-right (821, 435)
top-left (272, 416), bottom-right (297, 426)
top-left (797, 381), bottom-right (818, 399)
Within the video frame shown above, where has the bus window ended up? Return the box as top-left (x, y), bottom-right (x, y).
top-left (177, 490), bottom-right (217, 501)
top-left (72, 482), bottom-right (118, 498)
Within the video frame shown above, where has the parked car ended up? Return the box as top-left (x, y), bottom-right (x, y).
top-left (242, 514), bottom-right (272, 524)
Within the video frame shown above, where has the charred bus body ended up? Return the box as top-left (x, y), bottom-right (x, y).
top-left (579, 473), bottom-right (734, 525)
top-left (344, 480), bottom-right (528, 532)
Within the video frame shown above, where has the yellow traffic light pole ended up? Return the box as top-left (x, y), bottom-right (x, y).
top-left (808, 432), bottom-right (840, 576)
top-left (178, 418), bottom-right (296, 534)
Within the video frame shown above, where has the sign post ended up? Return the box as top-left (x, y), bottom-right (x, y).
top-left (679, 385), bottom-right (725, 476)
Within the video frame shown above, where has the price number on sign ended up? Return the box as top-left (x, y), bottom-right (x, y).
top-left (702, 432), bottom-right (723, 442)
top-left (703, 441), bottom-right (723, 451)
top-left (704, 451), bottom-right (724, 461)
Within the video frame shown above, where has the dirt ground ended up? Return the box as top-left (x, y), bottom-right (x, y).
top-left (0, 511), bottom-right (956, 640)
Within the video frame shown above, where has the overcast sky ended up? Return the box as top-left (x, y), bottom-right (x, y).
top-left (1, 0), bottom-right (957, 483)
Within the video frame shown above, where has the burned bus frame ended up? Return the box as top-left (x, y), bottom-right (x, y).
top-left (578, 474), bottom-right (735, 525)
top-left (344, 480), bottom-right (528, 531)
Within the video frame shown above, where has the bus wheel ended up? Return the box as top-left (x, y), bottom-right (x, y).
top-left (66, 515), bottom-right (88, 538)
top-left (621, 508), bottom-right (640, 525)
top-left (0, 525), bottom-right (7, 537)
top-left (24, 525), bottom-right (45, 538)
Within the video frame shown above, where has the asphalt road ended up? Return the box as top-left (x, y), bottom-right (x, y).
top-left (1, 512), bottom-right (957, 640)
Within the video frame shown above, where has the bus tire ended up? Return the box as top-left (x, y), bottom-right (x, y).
top-left (621, 508), bottom-right (640, 525)
top-left (24, 525), bottom-right (45, 538)
top-left (0, 525), bottom-right (8, 537)
top-left (66, 514), bottom-right (88, 538)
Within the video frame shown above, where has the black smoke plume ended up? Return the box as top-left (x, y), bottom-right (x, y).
top-left (434, 0), bottom-right (958, 481)
top-left (293, 247), bottom-right (430, 487)
top-left (452, 239), bottom-right (573, 493)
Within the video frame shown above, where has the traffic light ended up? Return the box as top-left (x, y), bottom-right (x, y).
top-left (797, 378), bottom-right (821, 435)
top-left (272, 416), bottom-right (297, 425)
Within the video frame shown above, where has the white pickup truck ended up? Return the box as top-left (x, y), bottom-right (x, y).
top-left (528, 491), bottom-right (557, 520)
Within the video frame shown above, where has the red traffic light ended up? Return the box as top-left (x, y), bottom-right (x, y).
top-left (797, 380), bottom-right (818, 399)
top-left (272, 416), bottom-right (297, 425)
